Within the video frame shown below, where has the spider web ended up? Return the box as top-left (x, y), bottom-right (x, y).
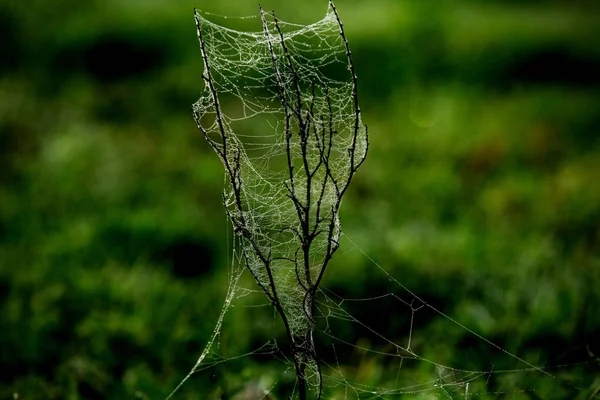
top-left (167, 3), bottom-right (600, 399)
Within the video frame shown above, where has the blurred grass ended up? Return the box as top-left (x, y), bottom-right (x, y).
top-left (1, 0), bottom-right (599, 398)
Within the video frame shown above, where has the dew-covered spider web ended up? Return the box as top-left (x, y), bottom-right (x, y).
top-left (167, 2), bottom-right (600, 399)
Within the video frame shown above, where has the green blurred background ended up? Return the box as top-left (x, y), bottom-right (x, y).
top-left (1, 0), bottom-right (599, 398)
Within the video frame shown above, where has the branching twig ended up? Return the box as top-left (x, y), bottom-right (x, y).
top-left (194, 4), bottom-right (366, 399)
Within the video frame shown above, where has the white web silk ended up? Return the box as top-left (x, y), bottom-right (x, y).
top-left (190, 1), bottom-right (367, 395)
top-left (168, 3), bottom-right (599, 399)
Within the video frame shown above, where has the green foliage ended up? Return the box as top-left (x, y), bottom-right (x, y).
top-left (1, 0), bottom-right (599, 398)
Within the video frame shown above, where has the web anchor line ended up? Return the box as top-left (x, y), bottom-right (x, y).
top-left (343, 233), bottom-right (554, 379)
top-left (168, 1), bottom-right (598, 398)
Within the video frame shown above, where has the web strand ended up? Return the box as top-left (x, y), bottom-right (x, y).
top-left (170, 3), bottom-right (600, 399)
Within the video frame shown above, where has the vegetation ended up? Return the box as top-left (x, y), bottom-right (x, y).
top-left (1, 0), bottom-right (599, 398)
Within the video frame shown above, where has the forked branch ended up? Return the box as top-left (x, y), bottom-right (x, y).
top-left (193, 3), bottom-right (367, 399)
